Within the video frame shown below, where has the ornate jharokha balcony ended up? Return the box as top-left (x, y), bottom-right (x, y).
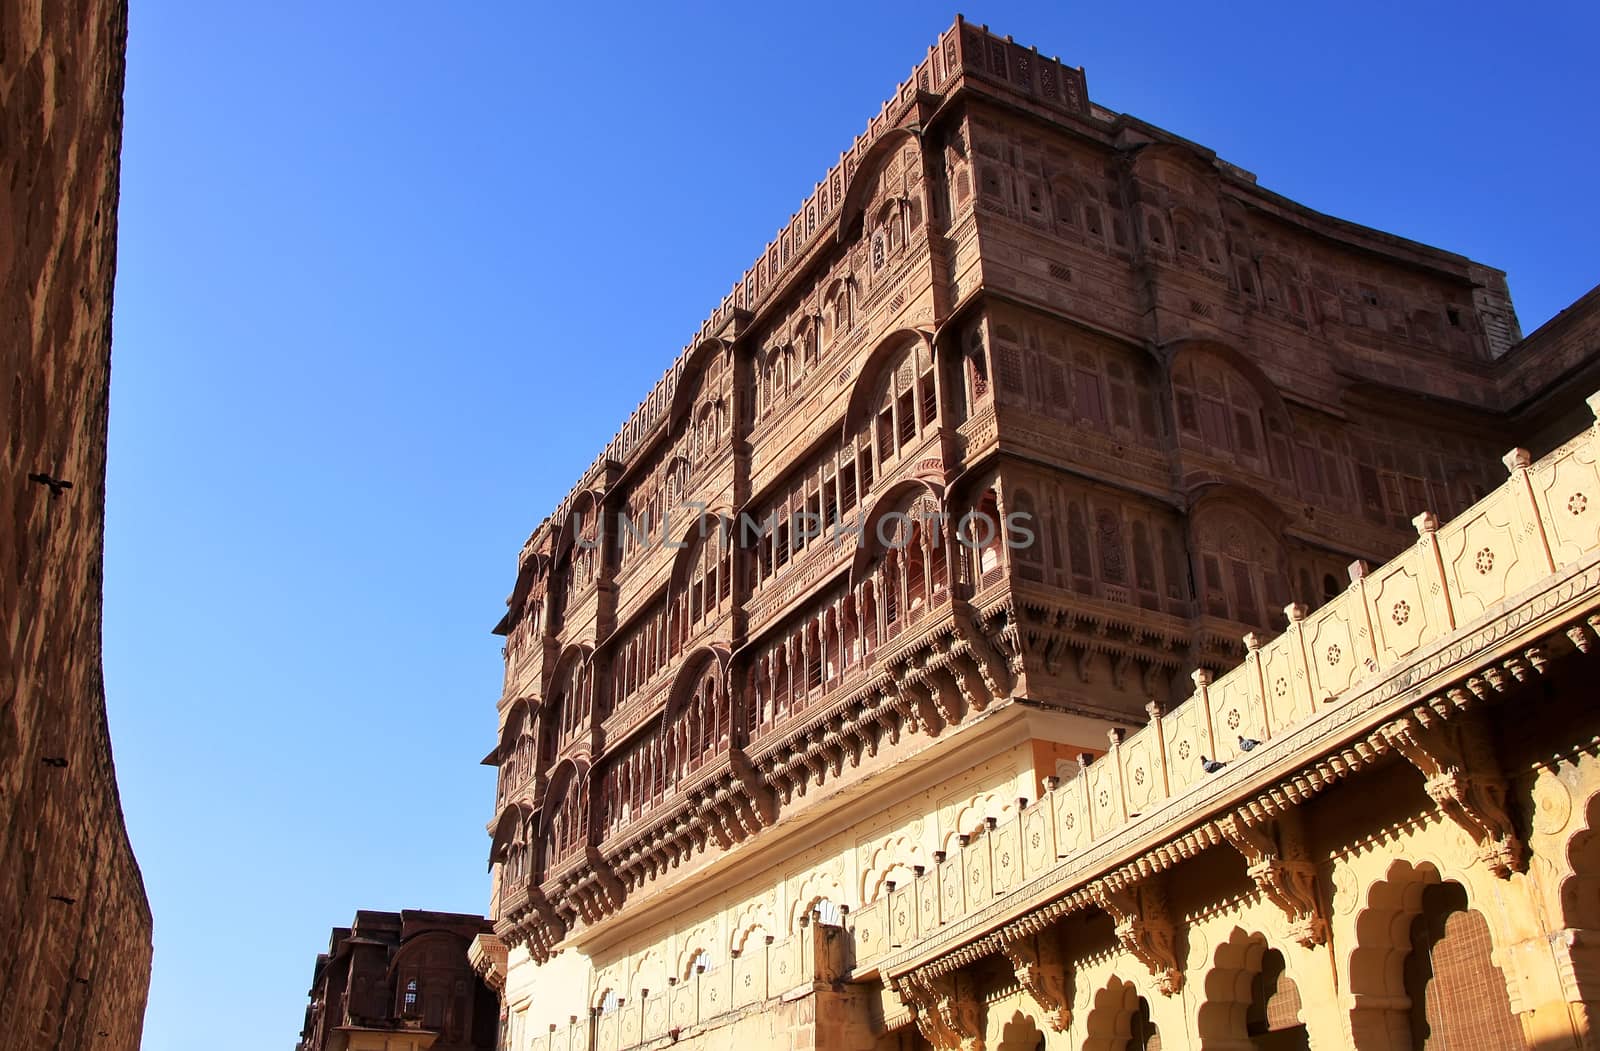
top-left (523, 400), bottom-right (1600, 1051)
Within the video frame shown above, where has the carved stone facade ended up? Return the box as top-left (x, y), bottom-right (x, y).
top-left (297, 910), bottom-right (500, 1051)
top-left (484, 17), bottom-right (1600, 1051)
top-left (0, 0), bottom-right (153, 1049)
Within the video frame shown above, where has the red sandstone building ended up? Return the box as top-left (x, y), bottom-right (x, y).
top-left (475, 17), bottom-right (1600, 1051)
top-left (297, 910), bottom-right (500, 1051)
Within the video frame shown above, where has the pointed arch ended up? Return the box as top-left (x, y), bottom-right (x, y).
top-left (541, 643), bottom-right (596, 761)
top-left (666, 337), bottom-right (731, 430)
top-left (1164, 338), bottom-right (1296, 438)
top-left (837, 126), bottom-right (922, 240)
top-left (1188, 492), bottom-right (1292, 632)
top-left (666, 512), bottom-right (734, 652)
top-left (842, 329), bottom-right (939, 451)
top-left (486, 801), bottom-right (533, 870)
top-left (539, 757), bottom-right (592, 874)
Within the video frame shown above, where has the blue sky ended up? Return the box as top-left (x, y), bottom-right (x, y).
top-left (105, 2), bottom-right (1597, 1047)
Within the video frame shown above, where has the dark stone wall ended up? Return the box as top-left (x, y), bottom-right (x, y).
top-left (0, 1), bottom-right (153, 1049)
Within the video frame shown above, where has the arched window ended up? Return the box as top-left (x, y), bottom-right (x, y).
top-left (598, 989), bottom-right (622, 1015)
top-left (672, 519), bottom-right (731, 647)
top-left (1194, 505), bottom-right (1291, 631)
top-left (542, 764), bottom-right (590, 871)
top-left (1171, 350), bottom-right (1281, 473)
top-left (863, 340), bottom-right (936, 475)
top-left (970, 487), bottom-right (1004, 589)
top-left (965, 326), bottom-right (989, 412)
top-left (685, 949), bottom-right (712, 978)
top-left (403, 979), bottom-right (419, 1016)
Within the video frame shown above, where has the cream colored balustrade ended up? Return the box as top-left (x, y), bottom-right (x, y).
top-left (529, 928), bottom-right (828, 1051)
top-left (847, 399), bottom-right (1600, 972)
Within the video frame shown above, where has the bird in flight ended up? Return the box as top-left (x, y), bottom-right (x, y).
top-left (28, 472), bottom-right (73, 496)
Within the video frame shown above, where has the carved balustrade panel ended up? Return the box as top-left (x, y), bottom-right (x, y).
top-left (1119, 728), bottom-right (1162, 816)
top-left (596, 1012), bottom-right (619, 1051)
top-left (1086, 754), bottom-right (1123, 837)
top-left (962, 831), bottom-right (993, 903)
top-left (669, 981), bottom-right (697, 1031)
top-left (1206, 652), bottom-right (1265, 765)
top-left (641, 989), bottom-right (668, 1042)
top-left (1445, 467), bottom-right (1557, 617)
top-left (889, 883), bottom-right (919, 949)
top-left (853, 899), bottom-right (886, 960)
top-left (1531, 433), bottom-right (1600, 565)
top-left (1364, 542), bottom-right (1437, 667)
top-left (617, 1004), bottom-right (642, 1049)
top-left (1053, 776), bottom-right (1088, 856)
top-left (938, 850), bottom-right (964, 921)
top-left (917, 865), bottom-right (940, 935)
top-left (769, 936), bottom-right (802, 991)
top-left (1259, 620), bottom-right (1313, 732)
top-left (732, 946), bottom-right (766, 1008)
top-left (1161, 696), bottom-right (1208, 796)
top-left (1022, 801), bottom-right (1053, 875)
top-left (1304, 586), bottom-right (1367, 701)
top-left (991, 817), bottom-right (1022, 894)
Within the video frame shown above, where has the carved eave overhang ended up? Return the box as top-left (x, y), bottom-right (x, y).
top-left (601, 761), bottom-right (775, 896)
top-left (495, 882), bottom-right (564, 963)
top-left (1008, 582), bottom-right (1191, 677)
top-left (874, 561), bottom-right (1599, 985)
top-left (508, 595), bottom-right (1026, 942)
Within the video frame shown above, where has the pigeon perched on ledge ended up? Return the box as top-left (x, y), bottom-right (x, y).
top-left (1238, 735), bottom-right (1262, 752)
top-left (1201, 756), bottom-right (1227, 774)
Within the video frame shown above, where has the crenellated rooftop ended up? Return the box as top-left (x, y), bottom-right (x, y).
top-left (521, 16), bottom-right (1090, 557)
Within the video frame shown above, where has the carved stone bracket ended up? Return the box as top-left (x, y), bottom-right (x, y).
top-left (1380, 709), bottom-right (1525, 878)
top-left (899, 677), bottom-right (947, 737)
top-left (892, 970), bottom-right (986, 1051)
top-left (955, 608), bottom-right (1014, 701)
top-left (467, 932), bottom-right (507, 992)
top-left (999, 932), bottom-right (1071, 1032)
top-left (1092, 880), bottom-right (1183, 994)
top-left (1217, 813), bottom-right (1327, 947)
